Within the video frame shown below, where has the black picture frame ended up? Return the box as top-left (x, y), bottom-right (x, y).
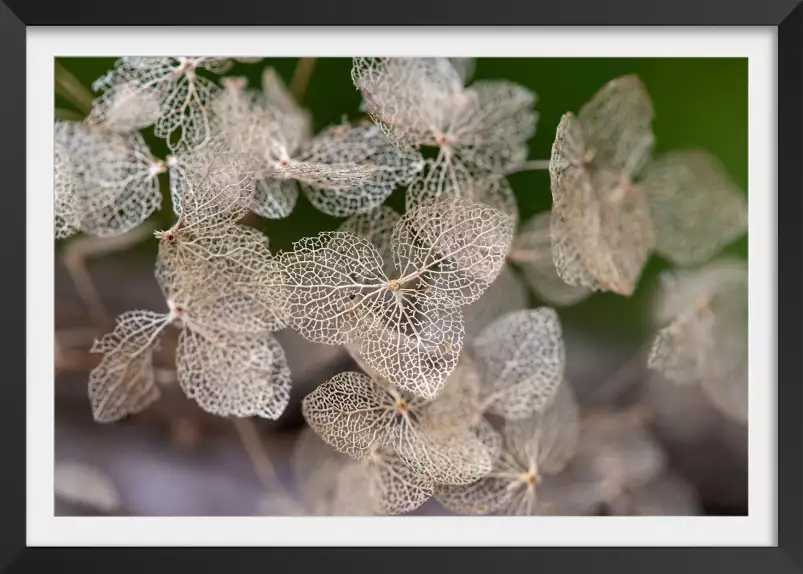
top-left (1, 1), bottom-right (799, 571)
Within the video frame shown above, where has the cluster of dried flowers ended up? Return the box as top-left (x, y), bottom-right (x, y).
top-left (54, 57), bottom-right (748, 516)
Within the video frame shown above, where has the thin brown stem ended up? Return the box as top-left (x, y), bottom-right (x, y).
top-left (61, 223), bottom-right (156, 332)
top-left (54, 60), bottom-right (94, 115)
top-left (506, 159), bottom-right (551, 174)
top-left (585, 340), bottom-right (653, 404)
top-left (232, 418), bottom-right (304, 515)
top-left (289, 57), bottom-right (317, 103)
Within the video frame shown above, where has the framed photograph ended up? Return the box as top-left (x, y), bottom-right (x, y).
top-left (2, 0), bottom-right (799, 571)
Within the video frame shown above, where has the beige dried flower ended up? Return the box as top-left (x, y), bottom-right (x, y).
top-left (276, 197), bottom-right (513, 398)
top-left (302, 371), bottom-right (493, 486)
top-left (647, 259), bottom-right (748, 423)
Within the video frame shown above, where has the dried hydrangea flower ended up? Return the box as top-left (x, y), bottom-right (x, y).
top-left (293, 427), bottom-right (434, 516)
top-left (211, 72), bottom-right (422, 218)
top-left (88, 259), bottom-right (291, 422)
top-left (89, 57), bottom-right (234, 151)
top-left (155, 149), bottom-right (283, 322)
top-left (647, 259), bottom-right (748, 423)
top-left (606, 471), bottom-right (700, 516)
top-left (302, 371), bottom-right (493, 486)
top-left (469, 308), bottom-right (565, 420)
top-left (549, 75), bottom-right (656, 296)
top-left (434, 381), bottom-right (580, 515)
top-left (276, 197), bottom-right (513, 397)
top-left (54, 136), bottom-right (80, 239)
top-left (54, 120), bottom-right (164, 238)
top-left (507, 210), bottom-right (592, 306)
top-left (639, 149), bottom-right (748, 266)
top-left (352, 58), bottom-right (536, 207)
top-left (88, 309), bottom-right (172, 422)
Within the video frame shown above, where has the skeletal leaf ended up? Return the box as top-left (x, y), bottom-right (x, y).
top-left (302, 371), bottom-right (491, 485)
top-left (209, 73), bottom-right (309, 219)
top-left (577, 74), bottom-right (655, 175)
top-left (353, 58), bottom-right (535, 208)
top-left (647, 259), bottom-right (748, 423)
top-left (640, 149), bottom-right (748, 265)
top-left (298, 122), bottom-right (424, 217)
top-left (549, 75), bottom-right (656, 296)
top-left (277, 198), bottom-right (513, 397)
top-left (175, 326), bottom-right (291, 419)
top-left (88, 310), bottom-right (172, 422)
top-left (352, 57), bottom-right (466, 148)
top-left (55, 461), bottom-right (121, 513)
top-left (89, 57), bottom-right (233, 151)
top-left (508, 211), bottom-right (592, 306)
top-left (435, 380), bottom-right (580, 515)
top-left (166, 141), bottom-right (256, 222)
top-left (471, 308), bottom-right (565, 420)
top-left (55, 120), bottom-right (164, 237)
top-left (54, 136), bottom-right (79, 239)
top-left (292, 428), bottom-right (432, 515)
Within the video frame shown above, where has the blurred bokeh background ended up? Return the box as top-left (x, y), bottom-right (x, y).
top-left (54, 57), bottom-right (748, 517)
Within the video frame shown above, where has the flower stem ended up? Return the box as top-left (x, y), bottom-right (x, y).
top-left (290, 58), bottom-right (317, 103)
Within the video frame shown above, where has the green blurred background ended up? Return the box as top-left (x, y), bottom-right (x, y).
top-left (55, 57), bottom-right (748, 343)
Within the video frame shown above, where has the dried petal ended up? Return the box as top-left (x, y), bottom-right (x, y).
top-left (509, 211), bottom-right (592, 306)
top-left (175, 327), bottom-right (291, 419)
top-left (88, 310), bottom-right (171, 422)
top-left (55, 120), bottom-right (163, 237)
top-left (90, 57), bottom-right (230, 151)
top-left (298, 122), bottom-right (424, 217)
top-left (471, 308), bottom-right (565, 420)
top-left (640, 149), bottom-right (747, 265)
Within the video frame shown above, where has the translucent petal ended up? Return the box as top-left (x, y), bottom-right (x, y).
top-left (352, 57), bottom-right (464, 147)
top-left (90, 57), bottom-right (228, 151)
top-left (175, 327), bottom-right (291, 419)
top-left (640, 149), bottom-right (748, 266)
top-left (301, 371), bottom-right (396, 459)
top-left (450, 80), bottom-right (536, 174)
top-left (648, 259), bottom-right (747, 422)
top-left (502, 381), bottom-right (579, 474)
top-left (509, 211), bottom-right (592, 306)
top-left (54, 134), bottom-right (80, 239)
top-left (88, 310), bottom-right (171, 422)
top-left (577, 74), bottom-right (655, 176)
top-left (390, 419), bottom-right (493, 485)
top-left (471, 308), bottom-right (565, 420)
top-left (358, 297), bottom-right (464, 399)
top-left (167, 141), bottom-right (256, 223)
top-left (392, 197), bottom-right (514, 307)
top-left (55, 121), bottom-right (163, 237)
top-left (368, 448), bottom-right (435, 515)
top-left (338, 204), bottom-right (400, 265)
top-left (550, 115), bottom-right (654, 295)
top-left (298, 122), bottom-right (424, 217)
top-left (276, 232), bottom-right (387, 345)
